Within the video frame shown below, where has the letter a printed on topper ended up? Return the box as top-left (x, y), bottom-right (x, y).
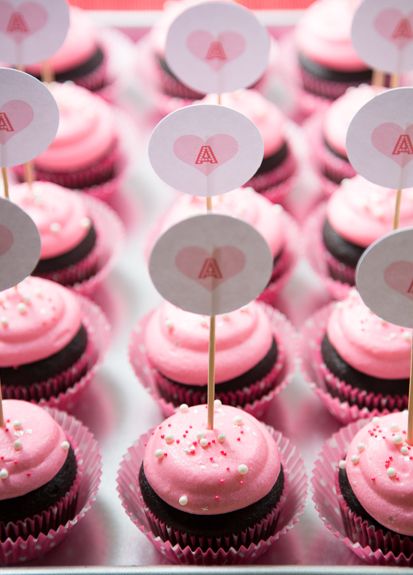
top-left (392, 134), bottom-right (413, 155)
top-left (198, 257), bottom-right (223, 279)
top-left (195, 145), bottom-right (218, 165)
top-left (7, 12), bottom-right (29, 34)
top-left (0, 113), bottom-right (14, 132)
top-left (392, 18), bottom-right (413, 40)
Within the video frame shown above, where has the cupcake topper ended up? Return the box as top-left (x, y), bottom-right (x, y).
top-left (164, 1), bottom-right (270, 96)
top-left (347, 88), bottom-right (413, 230)
top-left (352, 0), bottom-right (413, 88)
top-left (356, 228), bottom-right (413, 443)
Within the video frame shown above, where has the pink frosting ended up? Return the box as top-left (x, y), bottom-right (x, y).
top-left (295, 0), bottom-right (367, 71)
top-left (26, 8), bottom-right (97, 75)
top-left (0, 277), bottom-right (82, 367)
top-left (202, 91), bottom-right (285, 156)
top-left (11, 182), bottom-right (91, 259)
top-left (345, 411), bottom-right (413, 536)
top-left (327, 176), bottom-right (413, 247)
top-left (145, 301), bottom-right (273, 385)
top-left (0, 400), bottom-right (69, 500)
top-left (327, 289), bottom-right (411, 379)
top-left (35, 83), bottom-right (116, 172)
top-left (158, 188), bottom-right (285, 257)
top-left (143, 403), bottom-right (281, 514)
top-left (324, 85), bottom-right (381, 157)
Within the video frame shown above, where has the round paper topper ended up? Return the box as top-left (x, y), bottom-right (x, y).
top-left (352, 0), bottom-right (413, 75)
top-left (0, 68), bottom-right (59, 168)
top-left (149, 214), bottom-right (272, 315)
top-left (347, 88), bottom-right (413, 189)
top-left (0, 0), bottom-right (69, 67)
top-left (165, 1), bottom-right (270, 95)
top-left (149, 104), bottom-right (264, 197)
top-left (356, 227), bottom-right (413, 328)
top-left (0, 197), bottom-right (41, 291)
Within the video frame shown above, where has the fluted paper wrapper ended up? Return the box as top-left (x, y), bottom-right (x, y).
top-left (117, 425), bottom-right (307, 565)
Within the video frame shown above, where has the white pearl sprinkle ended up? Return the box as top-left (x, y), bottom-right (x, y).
top-left (238, 464), bottom-right (249, 475)
top-left (339, 460), bottom-right (346, 470)
top-left (390, 424), bottom-right (400, 432)
top-left (401, 446), bottom-right (409, 455)
top-left (200, 319), bottom-right (209, 328)
top-left (387, 467), bottom-right (396, 478)
top-left (81, 217), bottom-right (91, 229)
top-left (233, 416), bottom-right (243, 426)
top-left (402, 332), bottom-right (411, 341)
top-left (0, 468), bottom-right (8, 479)
top-left (200, 438), bottom-right (208, 447)
top-left (392, 434), bottom-right (403, 445)
top-left (61, 441), bottom-right (70, 451)
top-left (214, 399), bottom-right (222, 408)
top-left (13, 440), bottom-right (23, 451)
top-left (17, 303), bottom-right (27, 315)
top-left (197, 431), bottom-right (206, 440)
top-left (179, 404), bottom-right (189, 413)
top-left (12, 420), bottom-right (22, 430)
top-left (351, 455), bottom-right (360, 465)
top-left (165, 319), bottom-right (174, 332)
top-left (218, 433), bottom-right (226, 443)
top-left (0, 317), bottom-right (8, 328)
top-left (165, 434), bottom-right (174, 444)
top-left (357, 443), bottom-right (366, 452)
top-left (372, 417), bottom-right (380, 424)
top-left (50, 222), bottom-right (61, 234)
top-left (155, 449), bottom-right (164, 459)
top-left (179, 495), bottom-right (188, 506)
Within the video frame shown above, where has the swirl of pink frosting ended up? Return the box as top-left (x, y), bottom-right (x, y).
top-left (202, 91), bottom-right (285, 156)
top-left (327, 176), bottom-right (413, 248)
top-left (0, 400), bottom-right (70, 500)
top-left (26, 8), bottom-right (97, 75)
top-left (0, 277), bottom-right (82, 367)
top-left (144, 403), bottom-right (281, 515)
top-left (35, 83), bottom-right (116, 172)
top-left (295, 0), bottom-right (366, 71)
top-left (158, 188), bottom-right (285, 257)
top-left (345, 411), bottom-right (413, 536)
top-left (145, 301), bottom-right (273, 385)
top-left (324, 85), bottom-right (381, 157)
top-left (327, 289), bottom-right (411, 379)
top-left (11, 182), bottom-right (91, 259)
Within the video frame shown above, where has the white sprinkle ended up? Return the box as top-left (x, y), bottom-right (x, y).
top-left (0, 317), bottom-right (8, 328)
top-left (357, 443), bottom-right (366, 453)
top-left (179, 404), bottom-right (189, 413)
top-left (0, 468), bottom-right (8, 479)
top-left (214, 399), bottom-right (222, 408)
top-left (155, 449), bottom-right (164, 459)
top-left (61, 441), bottom-right (70, 451)
top-left (351, 455), bottom-right (360, 465)
top-left (184, 445), bottom-right (195, 454)
top-left (197, 431), bottom-right (206, 440)
top-left (401, 446), bottom-right (409, 455)
top-left (179, 495), bottom-right (188, 506)
top-left (12, 420), bottom-right (22, 430)
top-left (81, 217), bottom-right (91, 229)
top-left (13, 440), bottom-right (23, 451)
top-left (392, 434), bottom-right (403, 445)
top-left (218, 433), bottom-right (226, 443)
top-left (165, 434), bottom-right (174, 444)
top-left (233, 416), bottom-right (243, 427)
top-left (200, 319), bottom-right (209, 328)
top-left (17, 303), bottom-right (27, 315)
top-left (200, 438), bottom-right (208, 447)
top-left (339, 460), bottom-right (346, 470)
top-left (387, 467), bottom-right (396, 478)
top-left (50, 222), bottom-right (61, 234)
top-left (165, 319), bottom-right (174, 332)
top-left (238, 464), bottom-right (249, 475)
top-left (390, 424), bottom-right (400, 432)
top-left (402, 332), bottom-right (411, 341)
top-left (372, 417), bottom-right (380, 424)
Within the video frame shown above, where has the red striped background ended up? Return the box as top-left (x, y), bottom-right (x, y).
top-left (69, 0), bottom-right (313, 9)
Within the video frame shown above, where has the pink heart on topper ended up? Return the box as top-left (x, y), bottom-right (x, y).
top-left (375, 9), bottom-right (413, 50)
top-left (0, 1), bottom-right (48, 43)
top-left (0, 100), bottom-right (34, 145)
top-left (174, 134), bottom-right (239, 175)
top-left (384, 260), bottom-right (413, 299)
top-left (371, 123), bottom-right (413, 167)
top-left (175, 246), bottom-right (246, 292)
top-left (186, 30), bottom-right (246, 70)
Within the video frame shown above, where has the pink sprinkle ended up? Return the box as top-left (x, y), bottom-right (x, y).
top-left (176, 439), bottom-right (180, 444)
top-left (226, 467), bottom-right (230, 472)
top-left (371, 477), bottom-right (376, 482)
top-left (219, 478), bottom-right (224, 484)
top-left (168, 424), bottom-right (171, 427)
top-left (161, 435), bottom-right (165, 439)
top-left (239, 480), bottom-right (244, 485)
top-left (240, 430), bottom-right (244, 435)
top-left (209, 457), bottom-right (214, 462)
top-left (212, 440), bottom-right (216, 444)
top-left (214, 495), bottom-right (220, 501)
top-left (26, 472), bottom-right (31, 477)
top-left (237, 437), bottom-right (241, 442)
top-left (189, 425), bottom-right (193, 429)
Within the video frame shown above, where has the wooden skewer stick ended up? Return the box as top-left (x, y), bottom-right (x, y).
top-left (1, 168), bottom-right (9, 200)
top-left (393, 189), bottom-right (403, 230)
top-left (372, 69), bottom-right (385, 88)
top-left (390, 73), bottom-right (399, 89)
top-left (408, 336), bottom-right (413, 445)
top-left (41, 62), bottom-right (54, 84)
top-left (24, 161), bottom-right (34, 192)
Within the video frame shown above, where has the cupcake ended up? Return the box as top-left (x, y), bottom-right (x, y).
top-left (0, 276), bottom-right (103, 405)
top-left (308, 85), bottom-right (380, 197)
top-left (10, 182), bottom-right (123, 293)
top-left (202, 91), bottom-right (297, 205)
top-left (149, 188), bottom-right (297, 305)
top-left (0, 399), bottom-right (101, 564)
top-left (130, 300), bottom-right (295, 416)
top-left (26, 8), bottom-right (110, 94)
top-left (295, 0), bottom-right (371, 103)
top-left (15, 83), bottom-right (125, 202)
top-left (118, 403), bottom-right (307, 564)
top-left (0, 400), bottom-right (80, 542)
top-left (303, 289), bottom-right (410, 422)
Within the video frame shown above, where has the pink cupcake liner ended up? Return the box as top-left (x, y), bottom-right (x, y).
top-left (313, 420), bottom-right (413, 566)
top-left (259, 176), bottom-right (298, 209)
top-left (248, 149), bottom-right (298, 195)
top-left (45, 194), bottom-right (124, 297)
top-left (155, 60), bottom-right (203, 101)
top-left (299, 63), bottom-right (369, 102)
top-left (304, 204), bottom-right (352, 301)
top-left (0, 407), bottom-right (101, 565)
top-left (300, 304), bottom-right (408, 424)
top-left (129, 303), bottom-right (298, 420)
top-left (117, 424), bottom-right (307, 565)
top-left (2, 294), bottom-right (110, 411)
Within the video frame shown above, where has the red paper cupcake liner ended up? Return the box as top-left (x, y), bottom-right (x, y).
top-left (248, 149), bottom-right (298, 195)
top-left (299, 63), bottom-right (367, 101)
top-left (74, 45), bottom-right (110, 93)
top-left (37, 194), bottom-right (124, 296)
top-left (300, 304), bottom-right (408, 424)
top-left (2, 295), bottom-right (110, 411)
top-left (129, 303), bottom-right (298, 420)
top-left (313, 420), bottom-right (413, 566)
top-left (304, 204), bottom-right (352, 301)
top-left (155, 60), bottom-right (204, 101)
top-left (0, 407), bottom-right (101, 565)
top-left (117, 425), bottom-right (307, 565)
